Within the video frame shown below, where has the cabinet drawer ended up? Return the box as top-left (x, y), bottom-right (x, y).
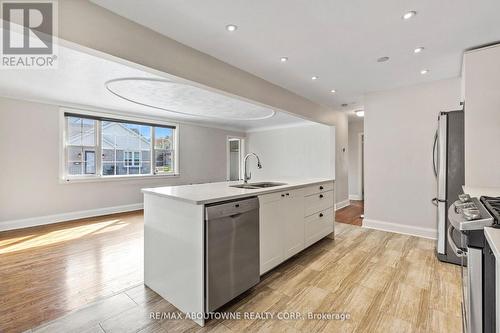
top-left (304, 190), bottom-right (333, 217)
top-left (259, 191), bottom-right (284, 204)
top-left (305, 208), bottom-right (334, 247)
top-left (304, 181), bottom-right (334, 197)
top-left (259, 188), bottom-right (304, 205)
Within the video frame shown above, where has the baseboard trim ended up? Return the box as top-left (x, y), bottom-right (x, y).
top-left (334, 199), bottom-right (350, 211)
top-left (0, 203), bottom-right (143, 232)
top-left (362, 218), bottom-right (437, 240)
top-left (349, 194), bottom-right (363, 200)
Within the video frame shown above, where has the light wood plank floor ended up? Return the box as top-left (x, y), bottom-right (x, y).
top-left (1, 212), bottom-right (462, 333)
top-left (0, 211), bottom-right (144, 333)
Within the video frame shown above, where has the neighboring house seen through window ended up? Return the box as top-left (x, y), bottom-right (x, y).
top-left (124, 151), bottom-right (141, 168)
top-left (64, 112), bottom-right (177, 180)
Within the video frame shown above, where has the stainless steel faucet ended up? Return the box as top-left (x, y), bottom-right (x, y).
top-left (243, 153), bottom-right (262, 183)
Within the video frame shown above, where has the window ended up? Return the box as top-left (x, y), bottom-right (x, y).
top-left (124, 151), bottom-right (141, 167)
top-left (154, 127), bottom-right (174, 174)
top-left (63, 111), bottom-right (178, 180)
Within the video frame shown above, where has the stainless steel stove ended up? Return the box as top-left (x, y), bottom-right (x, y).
top-left (449, 194), bottom-right (496, 333)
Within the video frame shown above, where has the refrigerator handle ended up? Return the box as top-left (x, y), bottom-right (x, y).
top-left (432, 129), bottom-right (438, 178)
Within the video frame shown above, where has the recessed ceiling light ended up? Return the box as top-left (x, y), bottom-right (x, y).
top-left (377, 56), bottom-right (390, 63)
top-left (280, 57), bottom-right (288, 62)
top-left (402, 11), bottom-right (417, 20)
top-left (420, 69), bottom-right (429, 75)
top-left (355, 110), bottom-right (365, 117)
top-left (311, 76), bottom-right (319, 80)
top-left (226, 24), bottom-right (238, 32)
top-left (414, 47), bottom-right (425, 54)
top-left (330, 89), bottom-right (336, 93)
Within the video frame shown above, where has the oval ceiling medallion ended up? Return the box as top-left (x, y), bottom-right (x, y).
top-left (105, 78), bottom-right (275, 120)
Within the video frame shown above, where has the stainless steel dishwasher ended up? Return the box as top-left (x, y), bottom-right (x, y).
top-left (205, 197), bottom-right (260, 312)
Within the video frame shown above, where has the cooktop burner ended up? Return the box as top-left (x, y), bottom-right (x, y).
top-left (480, 196), bottom-right (500, 225)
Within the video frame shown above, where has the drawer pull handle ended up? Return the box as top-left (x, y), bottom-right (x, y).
top-left (320, 186), bottom-right (324, 190)
top-left (319, 194), bottom-right (324, 198)
top-left (319, 213), bottom-right (324, 218)
top-left (286, 193), bottom-right (290, 196)
top-left (281, 194), bottom-right (285, 197)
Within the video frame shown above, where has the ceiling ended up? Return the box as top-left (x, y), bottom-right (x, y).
top-left (92, 0), bottom-right (500, 111)
top-left (0, 44), bottom-right (309, 131)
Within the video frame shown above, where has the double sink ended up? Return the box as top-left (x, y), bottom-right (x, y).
top-left (230, 182), bottom-right (286, 190)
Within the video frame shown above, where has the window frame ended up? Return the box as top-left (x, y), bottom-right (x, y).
top-left (60, 108), bottom-right (180, 183)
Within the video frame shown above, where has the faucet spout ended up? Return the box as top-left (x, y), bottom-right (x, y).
top-left (243, 153), bottom-right (262, 183)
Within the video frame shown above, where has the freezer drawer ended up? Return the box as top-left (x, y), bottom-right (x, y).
top-left (205, 197), bottom-right (260, 312)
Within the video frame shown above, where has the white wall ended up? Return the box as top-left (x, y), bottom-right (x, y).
top-left (463, 44), bottom-right (500, 187)
top-left (364, 78), bottom-right (461, 238)
top-left (245, 123), bottom-right (349, 207)
top-left (334, 113), bottom-right (349, 208)
top-left (0, 97), bottom-right (244, 227)
top-left (348, 120), bottom-right (364, 200)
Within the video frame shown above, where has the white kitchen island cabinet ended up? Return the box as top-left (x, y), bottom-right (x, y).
top-left (259, 183), bottom-right (335, 274)
top-left (142, 179), bottom-right (334, 327)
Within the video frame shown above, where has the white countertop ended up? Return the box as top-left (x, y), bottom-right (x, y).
top-left (142, 178), bottom-right (334, 205)
top-left (463, 185), bottom-right (500, 198)
top-left (485, 227), bottom-right (500, 259)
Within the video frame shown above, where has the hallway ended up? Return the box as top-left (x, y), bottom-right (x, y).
top-left (336, 201), bottom-right (364, 226)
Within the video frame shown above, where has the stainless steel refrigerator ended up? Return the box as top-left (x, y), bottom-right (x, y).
top-left (432, 110), bottom-right (464, 265)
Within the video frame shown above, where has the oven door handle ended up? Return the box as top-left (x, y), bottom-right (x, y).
top-left (447, 224), bottom-right (466, 258)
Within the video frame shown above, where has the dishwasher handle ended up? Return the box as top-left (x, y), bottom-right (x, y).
top-left (205, 197), bottom-right (259, 220)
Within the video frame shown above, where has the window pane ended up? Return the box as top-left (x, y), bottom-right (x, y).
top-left (67, 117), bottom-right (96, 146)
top-left (154, 127), bottom-right (174, 174)
top-left (66, 117), bottom-right (97, 176)
top-left (67, 159), bottom-right (82, 175)
top-left (101, 120), bottom-right (152, 176)
top-left (102, 162), bottom-right (115, 176)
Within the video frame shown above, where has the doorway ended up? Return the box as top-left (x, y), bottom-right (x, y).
top-left (227, 137), bottom-right (245, 181)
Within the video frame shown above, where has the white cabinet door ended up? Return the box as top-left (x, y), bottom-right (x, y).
top-left (305, 207), bottom-right (334, 247)
top-left (283, 190), bottom-right (305, 259)
top-left (259, 194), bottom-right (285, 274)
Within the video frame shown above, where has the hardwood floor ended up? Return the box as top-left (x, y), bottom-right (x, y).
top-left (1, 212), bottom-right (461, 333)
top-left (0, 211), bottom-right (144, 333)
top-left (336, 200), bottom-right (364, 226)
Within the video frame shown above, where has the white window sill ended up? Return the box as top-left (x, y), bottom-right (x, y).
top-left (60, 173), bottom-right (180, 184)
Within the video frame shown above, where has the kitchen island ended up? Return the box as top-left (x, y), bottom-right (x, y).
top-left (142, 178), bottom-right (335, 326)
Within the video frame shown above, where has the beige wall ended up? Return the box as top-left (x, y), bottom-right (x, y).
top-left (0, 97), bottom-right (243, 224)
top-left (463, 44), bottom-right (500, 187)
top-left (364, 78), bottom-right (461, 238)
top-left (348, 120), bottom-right (364, 199)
